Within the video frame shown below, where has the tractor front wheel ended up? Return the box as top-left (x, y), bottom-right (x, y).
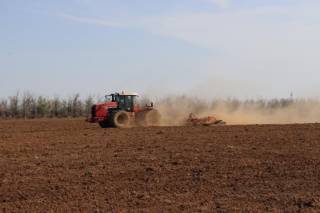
top-left (99, 121), bottom-right (111, 128)
top-left (111, 110), bottom-right (131, 128)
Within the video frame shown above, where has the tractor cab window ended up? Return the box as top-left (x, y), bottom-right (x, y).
top-left (105, 95), bottom-right (113, 102)
top-left (116, 95), bottom-right (134, 111)
top-left (124, 96), bottom-right (133, 111)
top-left (117, 95), bottom-right (125, 107)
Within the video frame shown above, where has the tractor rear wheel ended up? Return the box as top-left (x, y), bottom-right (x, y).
top-left (136, 109), bottom-right (161, 127)
top-left (111, 110), bottom-right (131, 128)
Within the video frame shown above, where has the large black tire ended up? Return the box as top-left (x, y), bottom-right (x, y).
top-left (111, 110), bottom-right (131, 128)
top-left (136, 109), bottom-right (161, 127)
top-left (98, 120), bottom-right (111, 128)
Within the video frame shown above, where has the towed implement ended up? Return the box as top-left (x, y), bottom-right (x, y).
top-left (186, 113), bottom-right (226, 126)
top-left (87, 92), bottom-right (161, 128)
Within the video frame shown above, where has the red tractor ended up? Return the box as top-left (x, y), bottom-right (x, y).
top-left (87, 92), bottom-right (161, 128)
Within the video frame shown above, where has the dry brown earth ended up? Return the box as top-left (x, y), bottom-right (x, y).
top-left (0, 119), bottom-right (320, 212)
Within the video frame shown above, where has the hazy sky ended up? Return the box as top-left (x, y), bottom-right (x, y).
top-left (1, 0), bottom-right (320, 99)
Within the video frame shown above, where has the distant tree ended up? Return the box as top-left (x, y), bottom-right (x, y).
top-left (50, 97), bottom-right (61, 117)
top-left (0, 99), bottom-right (8, 118)
top-left (268, 99), bottom-right (280, 109)
top-left (21, 92), bottom-right (35, 119)
top-left (36, 96), bottom-right (49, 118)
top-left (67, 96), bottom-right (73, 117)
top-left (279, 98), bottom-right (293, 108)
top-left (72, 94), bottom-right (81, 117)
top-left (59, 100), bottom-right (68, 117)
top-left (84, 96), bottom-right (94, 117)
top-left (8, 93), bottom-right (19, 118)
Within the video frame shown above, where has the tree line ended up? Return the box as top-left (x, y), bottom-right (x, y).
top-left (0, 93), bottom-right (96, 119)
top-left (0, 92), bottom-right (318, 119)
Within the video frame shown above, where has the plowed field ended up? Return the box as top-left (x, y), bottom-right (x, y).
top-left (1, 119), bottom-right (320, 212)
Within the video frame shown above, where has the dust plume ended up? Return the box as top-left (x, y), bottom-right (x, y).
top-left (155, 96), bottom-right (320, 125)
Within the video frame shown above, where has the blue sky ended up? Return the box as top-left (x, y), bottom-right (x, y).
top-left (1, 0), bottom-right (320, 99)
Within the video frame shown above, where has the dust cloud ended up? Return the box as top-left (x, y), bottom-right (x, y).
top-left (154, 96), bottom-right (320, 125)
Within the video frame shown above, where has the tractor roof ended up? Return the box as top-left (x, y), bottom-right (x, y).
top-left (111, 92), bottom-right (139, 96)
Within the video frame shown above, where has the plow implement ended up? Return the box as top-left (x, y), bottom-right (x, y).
top-left (186, 113), bottom-right (226, 126)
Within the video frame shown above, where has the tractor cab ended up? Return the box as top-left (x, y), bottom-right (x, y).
top-left (106, 92), bottom-right (139, 112)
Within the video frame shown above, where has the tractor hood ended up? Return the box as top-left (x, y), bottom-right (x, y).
top-left (91, 101), bottom-right (118, 121)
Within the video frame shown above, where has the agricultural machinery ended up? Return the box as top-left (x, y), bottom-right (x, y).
top-left (186, 113), bottom-right (226, 126)
top-left (87, 92), bottom-right (161, 128)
